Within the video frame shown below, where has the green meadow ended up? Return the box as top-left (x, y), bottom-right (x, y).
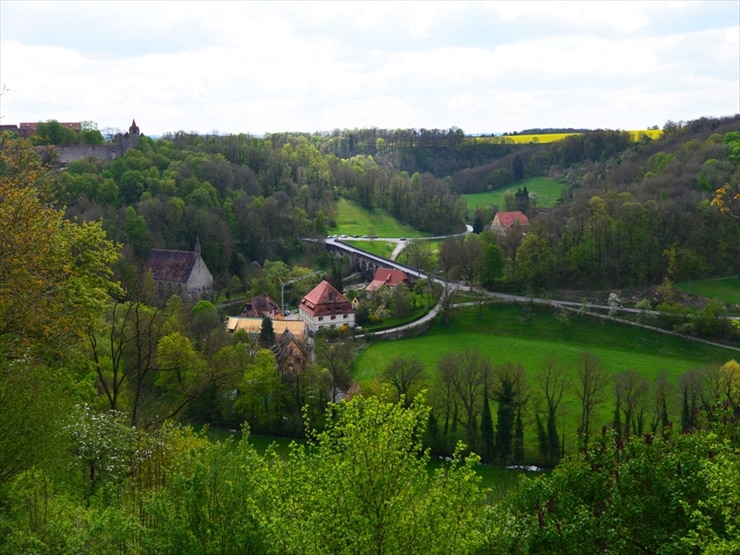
top-left (353, 302), bottom-right (737, 460)
top-left (464, 177), bottom-right (565, 212)
top-left (676, 276), bottom-right (740, 306)
top-left (353, 303), bottom-right (731, 384)
top-left (332, 198), bottom-right (425, 238)
top-left (343, 239), bottom-right (398, 259)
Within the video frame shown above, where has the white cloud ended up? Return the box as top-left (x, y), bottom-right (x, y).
top-left (1, 1), bottom-right (737, 135)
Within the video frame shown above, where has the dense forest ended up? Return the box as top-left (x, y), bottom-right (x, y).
top-left (1, 115), bottom-right (739, 553)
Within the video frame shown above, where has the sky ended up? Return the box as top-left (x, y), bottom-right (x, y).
top-left (1, 1), bottom-right (738, 137)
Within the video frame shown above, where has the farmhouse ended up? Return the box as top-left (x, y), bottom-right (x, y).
top-left (491, 211), bottom-right (529, 234)
top-left (240, 293), bottom-right (283, 319)
top-left (366, 268), bottom-right (410, 294)
top-left (299, 280), bottom-right (355, 333)
top-left (145, 240), bottom-right (213, 304)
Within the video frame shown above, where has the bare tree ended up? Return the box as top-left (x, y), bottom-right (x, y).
top-left (438, 236), bottom-right (460, 281)
top-left (314, 333), bottom-right (355, 400)
top-left (382, 356), bottom-right (427, 406)
top-left (696, 362), bottom-right (740, 418)
top-left (498, 222), bottom-right (525, 283)
top-left (491, 362), bottom-right (528, 465)
top-left (403, 239), bottom-right (433, 273)
top-left (89, 299), bottom-right (163, 427)
top-left (535, 353), bottom-right (568, 463)
top-left (457, 235), bottom-right (485, 290)
top-left (649, 370), bottom-right (673, 434)
top-left (679, 367), bottom-right (704, 431)
top-left (574, 352), bottom-right (609, 446)
top-left (613, 370), bottom-right (650, 438)
top-left (434, 349), bottom-right (491, 448)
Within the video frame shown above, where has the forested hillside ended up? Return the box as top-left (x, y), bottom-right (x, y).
top-left (1, 116), bottom-right (739, 553)
top-left (48, 115), bottom-right (740, 296)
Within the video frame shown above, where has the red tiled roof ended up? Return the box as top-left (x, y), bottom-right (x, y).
top-left (366, 268), bottom-right (409, 292)
top-left (494, 211), bottom-right (529, 228)
top-left (241, 294), bottom-right (282, 318)
top-left (300, 280), bottom-right (353, 317)
top-left (19, 122), bottom-right (81, 132)
top-left (146, 249), bottom-right (196, 283)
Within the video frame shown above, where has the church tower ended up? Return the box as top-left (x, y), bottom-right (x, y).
top-left (120, 118), bottom-right (142, 156)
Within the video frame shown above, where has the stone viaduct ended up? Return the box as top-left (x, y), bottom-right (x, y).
top-left (322, 239), bottom-right (425, 282)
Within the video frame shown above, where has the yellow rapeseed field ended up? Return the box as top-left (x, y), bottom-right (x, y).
top-left (471, 129), bottom-right (662, 145)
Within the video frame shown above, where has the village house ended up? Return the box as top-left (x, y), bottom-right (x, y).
top-left (145, 240), bottom-right (213, 305)
top-left (365, 268), bottom-right (410, 295)
top-left (491, 211), bottom-right (530, 234)
top-left (240, 293), bottom-right (283, 319)
top-left (298, 280), bottom-right (355, 333)
top-left (272, 329), bottom-right (309, 381)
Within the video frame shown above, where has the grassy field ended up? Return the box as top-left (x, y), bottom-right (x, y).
top-left (353, 302), bottom-right (737, 461)
top-left (469, 129), bottom-right (662, 145)
top-left (464, 177), bottom-right (565, 212)
top-left (332, 198), bottom-right (426, 238)
top-left (343, 239), bottom-right (397, 259)
top-left (676, 276), bottom-right (740, 305)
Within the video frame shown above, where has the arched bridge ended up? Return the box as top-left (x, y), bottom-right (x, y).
top-left (317, 239), bottom-right (426, 282)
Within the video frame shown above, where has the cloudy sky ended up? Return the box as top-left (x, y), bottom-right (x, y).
top-left (1, 1), bottom-right (738, 136)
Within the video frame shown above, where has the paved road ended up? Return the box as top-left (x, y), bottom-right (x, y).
top-left (317, 237), bottom-right (740, 352)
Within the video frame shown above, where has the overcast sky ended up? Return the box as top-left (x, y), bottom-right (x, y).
top-left (1, 1), bottom-right (738, 136)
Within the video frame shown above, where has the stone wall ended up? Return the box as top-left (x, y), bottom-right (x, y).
top-left (55, 144), bottom-right (123, 164)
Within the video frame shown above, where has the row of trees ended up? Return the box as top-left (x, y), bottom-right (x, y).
top-left (29, 119), bottom-right (105, 146)
top-left (379, 346), bottom-right (740, 467)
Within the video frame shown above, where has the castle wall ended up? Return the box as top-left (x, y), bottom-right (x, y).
top-left (55, 144), bottom-right (123, 164)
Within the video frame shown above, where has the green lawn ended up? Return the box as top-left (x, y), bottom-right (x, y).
top-left (353, 302), bottom-right (737, 461)
top-left (676, 276), bottom-right (740, 305)
top-left (354, 303), bottom-right (730, 383)
top-left (464, 177), bottom-right (566, 212)
top-left (343, 239), bottom-right (397, 259)
top-left (332, 198), bottom-right (426, 238)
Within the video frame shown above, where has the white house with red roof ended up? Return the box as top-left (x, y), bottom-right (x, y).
top-left (491, 211), bottom-right (530, 234)
top-left (366, 268), bottom-right (410, 294)
top-left (298, 280), bottom-right (355, 333)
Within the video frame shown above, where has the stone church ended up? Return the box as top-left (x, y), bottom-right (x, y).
top-left (145, 240), bottom-right (213, 305)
